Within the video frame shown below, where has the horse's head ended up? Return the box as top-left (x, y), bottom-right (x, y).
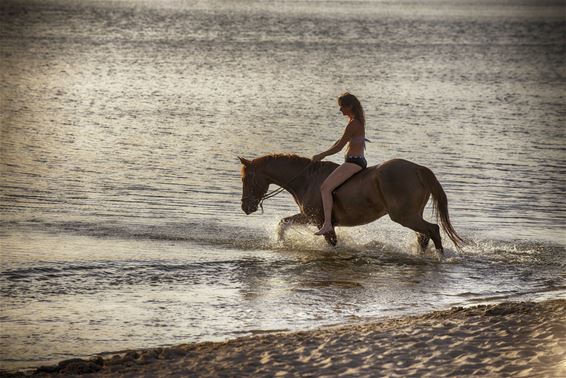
top-left (239, 156), bottom-right (269, 215)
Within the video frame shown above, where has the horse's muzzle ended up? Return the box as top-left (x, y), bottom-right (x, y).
top-left (242, 203), bottom-right (258, 215)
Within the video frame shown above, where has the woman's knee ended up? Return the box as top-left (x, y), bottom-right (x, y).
top-left (320, 180), bottom-right (335, 194)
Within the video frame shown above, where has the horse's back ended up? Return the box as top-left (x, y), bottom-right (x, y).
top-left (374, 158), bottom-right (424, 180)
top-left (341, 159), bottom-right (421, 183)
top-left (373, 158), bottom-right (422, 171)
top-left (333, 159), bottom-right (420, 189)
top-left (371, 158), bottom-right (427, 195)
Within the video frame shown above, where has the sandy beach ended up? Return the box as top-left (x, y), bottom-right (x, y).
top-left (3, 299), bottom-right (563, 377)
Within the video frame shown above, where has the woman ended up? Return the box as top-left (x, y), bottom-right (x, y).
top-left (313, 92), bottom-right (368, 236)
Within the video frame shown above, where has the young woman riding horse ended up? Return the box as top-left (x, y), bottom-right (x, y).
top-left (313, 92), bottom-right (367, 236)
top-left (238, 94), bottom-right (464, 255)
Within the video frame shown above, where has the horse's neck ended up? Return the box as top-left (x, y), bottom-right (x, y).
top-left (262, 158), bottom-right (310, 195)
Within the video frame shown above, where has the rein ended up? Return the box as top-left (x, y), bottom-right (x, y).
top-left (247, 161), bottom-right (315, 214)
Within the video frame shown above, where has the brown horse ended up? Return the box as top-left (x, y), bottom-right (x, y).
top-left (239, 154), bottom-right (463, 254)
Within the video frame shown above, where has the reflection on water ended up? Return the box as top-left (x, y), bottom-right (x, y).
top-left (1, 0), bottom-right (565, 370)
top-left (1, 227), bottom-right (564, 369)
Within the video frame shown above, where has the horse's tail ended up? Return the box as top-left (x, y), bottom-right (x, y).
top-left (418, 166), bottom-right (464, 250)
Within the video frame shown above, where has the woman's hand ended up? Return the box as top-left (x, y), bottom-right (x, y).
top-left (312, 153), bottom-right (325, 162)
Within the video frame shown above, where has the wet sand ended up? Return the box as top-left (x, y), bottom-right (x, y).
top-left (4, 299), bottom-right (565, 377)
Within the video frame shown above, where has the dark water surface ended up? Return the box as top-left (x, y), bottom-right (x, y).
top-left (1, 0), bottom-right (565, 369)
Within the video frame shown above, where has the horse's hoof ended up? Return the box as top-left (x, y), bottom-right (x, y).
top-left (324, 232), bottom-right (337, 247)
top-left (419, 239), bottom-right (430, 251)
top-left (434, 248), bottom-right (444, 260)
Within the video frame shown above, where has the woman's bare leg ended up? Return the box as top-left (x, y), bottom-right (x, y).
top-left (315, 163), bottom-right (362, 235)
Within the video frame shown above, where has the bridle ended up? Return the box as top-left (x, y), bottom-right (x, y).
top-left (242, 161), bottom-right (315, 214)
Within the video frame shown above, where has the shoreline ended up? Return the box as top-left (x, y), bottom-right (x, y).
top-left (2, 299), bottom-right (565, 377)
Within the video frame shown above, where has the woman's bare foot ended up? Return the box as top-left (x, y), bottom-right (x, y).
top-left (314, 224), bottom-right (334, 235)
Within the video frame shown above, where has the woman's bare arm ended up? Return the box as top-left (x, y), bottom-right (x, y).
top-left (312, 121), bottom-right (358, 161)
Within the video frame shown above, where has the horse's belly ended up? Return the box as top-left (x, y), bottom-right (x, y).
top-left (335, 212), bottom-right (386, 227)
top-left (333, 201), bottom-right (386, 227)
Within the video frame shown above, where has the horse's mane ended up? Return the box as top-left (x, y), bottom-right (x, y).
top-left (253, 153), bottom-right (333, 170)
top-left (254, 153), bottom-right (310, 165)
top-left (240, 153), bottom-right (336, 179)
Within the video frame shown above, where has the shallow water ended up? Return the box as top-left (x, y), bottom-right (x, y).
top-left (1, 0), bottom-right (565, 370)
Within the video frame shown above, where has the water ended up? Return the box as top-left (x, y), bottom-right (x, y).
top-left (1, 0), bottom-right (565, 370)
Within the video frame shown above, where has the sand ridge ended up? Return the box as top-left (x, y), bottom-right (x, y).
top-left (5, 299), bottom-right (565, 377)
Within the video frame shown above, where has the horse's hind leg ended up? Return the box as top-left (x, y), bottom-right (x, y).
top-left (390, 213), bottom-right (443, 255)
top-left (417, 233), bottom-right (430, 252)
top-left (416, 195), bottom-right (431, 252)
top-left (277, 213), bottom-right (309, 241)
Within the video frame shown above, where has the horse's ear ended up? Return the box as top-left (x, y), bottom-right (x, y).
top-left (238, 156), bottom-right (251, 166)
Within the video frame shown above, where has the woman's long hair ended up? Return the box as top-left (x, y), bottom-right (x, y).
top-left (338, 92), bottom-right (365, 125)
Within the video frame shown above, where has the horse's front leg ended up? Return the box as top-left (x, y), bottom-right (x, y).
top-left (324, 230), bottom-right (337, 247)
top-left (277, 213), bottom-right (309, 241)
top-left (314, 219), bottom-right (337, 247)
